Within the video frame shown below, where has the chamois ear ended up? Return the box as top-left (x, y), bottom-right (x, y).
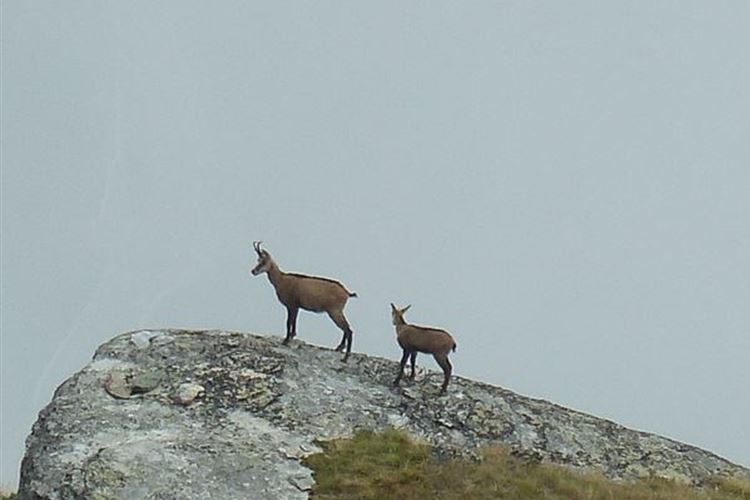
top-left (401, 304), bottom-right (411, 314)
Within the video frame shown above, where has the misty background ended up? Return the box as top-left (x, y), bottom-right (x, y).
top-left (2, 1), bottom-right (749, 489)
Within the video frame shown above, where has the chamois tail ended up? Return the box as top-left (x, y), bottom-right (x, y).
top-left (452, 341), bottom-right (457, 353)
top-left (348, 291), bottom-right (358, 298)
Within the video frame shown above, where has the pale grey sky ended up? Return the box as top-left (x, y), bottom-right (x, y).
top-left (2, 0), bottom-right (749, 488)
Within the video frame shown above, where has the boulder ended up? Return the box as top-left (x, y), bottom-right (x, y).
top-left (18, 329), bottom-right (750, 499)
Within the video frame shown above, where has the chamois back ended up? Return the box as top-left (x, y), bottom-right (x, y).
top-left (283, 274), bottom-right (355, 312)
top-left (396, 324), bottom-right (456, 355)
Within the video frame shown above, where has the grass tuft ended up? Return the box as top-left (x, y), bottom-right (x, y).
top-left (303, 429), bottom-right (750, 500)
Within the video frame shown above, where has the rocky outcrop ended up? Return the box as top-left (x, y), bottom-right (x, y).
top-left (19, 329), bottom-right (749, 499)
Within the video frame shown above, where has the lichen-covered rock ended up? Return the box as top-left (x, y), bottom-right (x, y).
top-left (18, 329), bottom-right (750, 499)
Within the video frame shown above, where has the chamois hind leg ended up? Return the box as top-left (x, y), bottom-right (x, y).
top-left (394, 349), bottom-right (410, 387)
top-left (433, 353), bottom-right (453, 394)
top-left (409, 352), bottom-right (417, 380)
top-left (333, 330), bottom-right (347, 352)
top-left (344, 328), bottom-right (353, 362)
top-left (328, 310), bottom-right (353, 362)
top-left (283, 306), bottom-right (299, 345)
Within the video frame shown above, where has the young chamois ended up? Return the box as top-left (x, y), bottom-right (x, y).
top-left (391, 303), bottom-right (457, 394)
top-left (250, 242), bottom-right (357, 361)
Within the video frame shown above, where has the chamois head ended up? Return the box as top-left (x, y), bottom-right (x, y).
top-left (250, 241), bottom-right (273, 276)
top-left (390, 303), bottom-right (411, 326)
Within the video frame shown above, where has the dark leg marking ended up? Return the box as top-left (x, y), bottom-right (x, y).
top-left (409, 352), bottom-right (417, 380)
top-left (328, 310), bottom-right (353, 362)
top-left (434, 354), bottom-right (453, 394)
top-left (283, 306), bottom-right (299, 345)
top-left (394, 349), bottom-right (410, 386)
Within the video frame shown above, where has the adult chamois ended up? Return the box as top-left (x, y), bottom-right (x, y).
top-left (391, 303), bottom-right (457, 394)
top-left (251, 242), bottom-right (357, 361)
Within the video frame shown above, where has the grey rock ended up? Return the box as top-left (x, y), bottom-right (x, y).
top-left (130, 369), bottom-right (164, 394)
top-left (104, 371), bottom-right (132, 399)
top-left (131, 330), bottom-right (156, 349)
top-left (19, 329), bottom-right (750, 499)
top-left (288, 473), bottom-right (315, 492)
top-left (175, 383), bottom-right (205, 405)
top-left (104, 368), bottom-right (164, 400)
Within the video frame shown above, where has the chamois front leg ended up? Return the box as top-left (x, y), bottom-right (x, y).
top-left (393, 349), bottom-right (410, 387)
top-left (283, 306), bottom-right (299, 345)
top-left (409, 352), bottom-right (417, 380)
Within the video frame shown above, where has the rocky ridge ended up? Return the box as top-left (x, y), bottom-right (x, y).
top-left (19, 329), bottom-right (750, 499)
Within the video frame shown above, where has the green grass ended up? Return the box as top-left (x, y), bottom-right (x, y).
top-left (0, 491), bottom-right (16, 500)
top-left (303, 429), bottom-right (750, 500)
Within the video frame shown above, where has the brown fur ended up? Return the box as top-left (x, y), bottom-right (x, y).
top-left (391, 303), bottom-right (457, 393)
top-left (251, 242), bottom-right (356, 361)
